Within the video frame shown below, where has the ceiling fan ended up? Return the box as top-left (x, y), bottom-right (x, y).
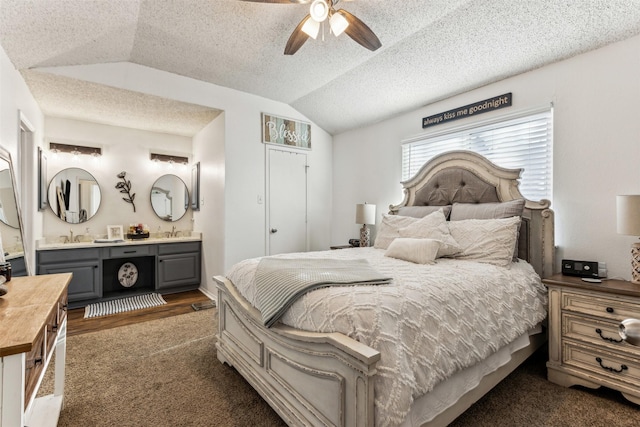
top-left (241, 0), bottom-right (382, 55)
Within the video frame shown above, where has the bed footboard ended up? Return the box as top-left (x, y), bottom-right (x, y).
top-left (214, 276), bottom-right (381, 427)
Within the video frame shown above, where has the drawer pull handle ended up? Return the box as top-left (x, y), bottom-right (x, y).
top-left (123, 250), bottom-right (136, 254)
top-left (595, 357), bottom-right (627, 373)
top-left (606, 307), bottom-right (614, 313)
top-left (595, 328), bottom-right (623, 343)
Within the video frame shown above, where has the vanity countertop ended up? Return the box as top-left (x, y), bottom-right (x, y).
top-left (36, 233), bottom-right (202, 251)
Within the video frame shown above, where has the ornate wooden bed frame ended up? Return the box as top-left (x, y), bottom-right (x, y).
top-left (214, 151), bottom-right (555, 427)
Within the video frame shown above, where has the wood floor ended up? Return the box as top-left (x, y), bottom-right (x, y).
top-left (66, 289), bottom-right (213, 337)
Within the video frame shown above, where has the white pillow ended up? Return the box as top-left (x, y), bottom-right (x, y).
top-left (373, 214), bottom-right (419, 249)
top-left (447, 216), bottom-right (521, 266)
top-left (398, 210), bottom-right (461, 257)
top-left (385, 238), bottom-right (441, 264)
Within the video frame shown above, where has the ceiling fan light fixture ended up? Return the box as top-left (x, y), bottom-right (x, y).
top-left (309, 0), bottom-right (329, 22)
top-left (301, 16), bottom-right (320, 39)
top-left (329, 10), bottom-right (349, 37)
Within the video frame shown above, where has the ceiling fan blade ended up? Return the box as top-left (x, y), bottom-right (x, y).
top-left (284, 15), bottom-right (312, 55)
top-left (338, 9), bottom-right (381, 52)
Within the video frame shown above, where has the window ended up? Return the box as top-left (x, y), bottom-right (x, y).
top-left (401, 107), bottom-right (553, 201)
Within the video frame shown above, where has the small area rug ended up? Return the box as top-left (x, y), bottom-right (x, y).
top-left (83, 293), bottom-right (166, 318)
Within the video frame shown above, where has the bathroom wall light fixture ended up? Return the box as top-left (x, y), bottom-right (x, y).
top-left (150, 153), bottom-right (189, 165)
top-left (49, 142), bottom-right (102, 157)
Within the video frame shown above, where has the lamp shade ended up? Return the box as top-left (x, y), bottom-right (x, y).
top-left (310, 0), bottom-right (329, 22)
top-left (617, 195), bottom-right (640, 235)
top-left (301, 16), bottom-right (320, 39)
top-left (356, 203), bottom-right (376, 225)
top-left (329, 11), bottom-right (349, 36)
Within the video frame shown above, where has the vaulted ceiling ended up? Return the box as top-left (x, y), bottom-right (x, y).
top-left (1, 0), bottom-right (640, 136)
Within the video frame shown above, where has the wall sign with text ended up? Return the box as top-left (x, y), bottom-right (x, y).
top-left (262, 113), bottom-right (311, 150)
top-left (422, 93), bottom-right (512, 129)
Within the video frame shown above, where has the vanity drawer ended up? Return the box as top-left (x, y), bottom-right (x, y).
top-left (562, 291), bottom-right (638, 321)
top-left (157, 241), bottom-right (200, 255)
top-left (38, 247), bottom-right (100, 263)
top-left (109, 245), bottom-right (152, 258)
top-left (563, 341), bottom-right (640, 391)
top-left (562, 313), bottom-right (640, 356)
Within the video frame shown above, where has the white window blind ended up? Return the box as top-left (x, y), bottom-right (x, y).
top-left (402, 107), bottom-right (553, 201)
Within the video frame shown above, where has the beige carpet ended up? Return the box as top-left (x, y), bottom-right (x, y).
top-left (40, 310), bottom-right (640, 426)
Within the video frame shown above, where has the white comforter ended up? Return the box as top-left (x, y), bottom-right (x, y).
top-left (226, 247), bottom-right (548, 427)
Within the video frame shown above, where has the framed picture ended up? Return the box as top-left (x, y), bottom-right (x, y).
top-left (107, 225), bottom-right (124, 240)
top-left (191, 162), bottom-right (200, 211)
top-left (38, 147), bottom-right (47, 211)
top-left (261, 113), bottom-right (311, 150)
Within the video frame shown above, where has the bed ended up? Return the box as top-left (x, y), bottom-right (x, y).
top-left (214, 150), bottom-right (555, 427)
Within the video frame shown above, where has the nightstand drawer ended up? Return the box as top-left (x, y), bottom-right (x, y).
top-left (562, 313), bottom-right (640, 356)
top-left (563, 341), bottom-right (640, 390)
top-left (562, 291), bottom-right (638, 321)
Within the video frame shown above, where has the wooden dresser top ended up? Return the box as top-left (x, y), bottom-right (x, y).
top-left (543, 273), bottom-right (640, 298)
top-left (0, 273), bottom-right (71, 357)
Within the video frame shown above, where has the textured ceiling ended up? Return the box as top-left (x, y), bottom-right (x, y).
top-left (2, 0), bottom-right (640, 136)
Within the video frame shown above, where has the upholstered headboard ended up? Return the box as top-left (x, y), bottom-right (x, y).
top-left (389, 150), bottom-right (555, 278)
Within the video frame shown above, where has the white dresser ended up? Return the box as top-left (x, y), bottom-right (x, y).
top-left (0, 273), bottom-right (71, 427)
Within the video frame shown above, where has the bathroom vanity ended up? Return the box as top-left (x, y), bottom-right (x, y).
top-left (36, 236), bottom-right (201, 308)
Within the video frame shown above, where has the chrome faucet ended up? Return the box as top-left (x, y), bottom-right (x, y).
top-left (69, 229), bottom-right (74, 243)
top-left (165, 225), bottom-right (181, 238)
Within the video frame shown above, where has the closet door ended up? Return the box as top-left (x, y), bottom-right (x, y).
top-left (267, 148), bottom-right (307, 255)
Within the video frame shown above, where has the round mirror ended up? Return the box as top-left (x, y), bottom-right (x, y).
top-left (151, 174), bottom-right (188, 221)
top-left (48, 168), bottom-right (101, 223)
top-left (0, 169), bottom-right (19, 229)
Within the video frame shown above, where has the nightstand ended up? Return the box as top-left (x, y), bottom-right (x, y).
top-left (543, 274), bottom-right (640, 404)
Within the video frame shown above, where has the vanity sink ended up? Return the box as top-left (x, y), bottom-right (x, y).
top-left (37, 233), bottom-right (201, 250)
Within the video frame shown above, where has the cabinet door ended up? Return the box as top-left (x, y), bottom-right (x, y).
top-left (157, 253), bottom-right (201, 290)
top-left (38, 261), bottom-right (100, 302)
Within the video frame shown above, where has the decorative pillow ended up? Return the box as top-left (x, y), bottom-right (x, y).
top-left (373, 214), bottom-right (419, 249)
top-left (397, 205), bottom-right (452, 219)
top-left (385, 238), bottom-right (441, 264)
top-left (398, 209), bottom-right (461, 257)
top-left (450, 199), bottom-right (525, 261)
top-left (449, 199), bottom-right (525, 221)
top-left (447, 216), bottom-right (521, 266)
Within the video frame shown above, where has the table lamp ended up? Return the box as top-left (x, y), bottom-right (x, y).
top-left (356, 203), bottom-right (376, 247)
top-left (616, 195), bottom-right (640, 284)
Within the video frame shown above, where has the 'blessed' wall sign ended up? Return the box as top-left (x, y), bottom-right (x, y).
top-left (422, 93), bottom-right (512, 129)
top-left (262, 113), bottom-right (311, 150)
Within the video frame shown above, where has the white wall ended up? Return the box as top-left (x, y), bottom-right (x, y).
top-left (332, 33), bottom-right (640, 281)
top-left (0, 45), bottom-right (44, 273)
top-left (193, 113), bottom-right (225, 296)
top-left (41, 62), bottom-right (334, 274)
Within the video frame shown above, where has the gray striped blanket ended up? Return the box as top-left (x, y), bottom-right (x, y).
top-left (255, 257), bottom-right (392, 327)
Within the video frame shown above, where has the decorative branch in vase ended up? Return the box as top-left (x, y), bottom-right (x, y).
top-left (116, 171), bottom-right (136, 212)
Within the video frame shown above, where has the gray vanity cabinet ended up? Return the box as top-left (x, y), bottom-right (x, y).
top-left (37, 248), bottom-right (101, 303)
top-left (36, 240), bottom-right (202, 308)
top-left (157, 241), bottom-right (201, 291)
